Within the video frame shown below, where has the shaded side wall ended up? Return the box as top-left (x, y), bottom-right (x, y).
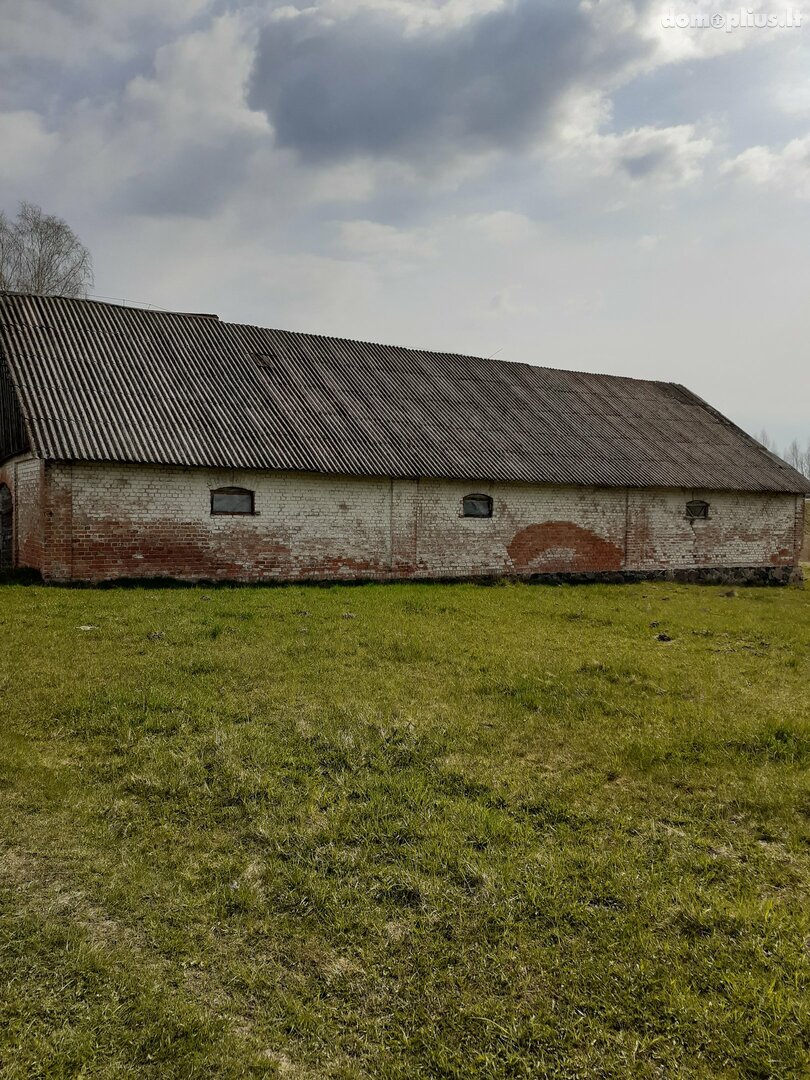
top-left (36, 462), bottom-right (804, 583)
top-left (0, 354), bottom-right (28, 464)
top-left (0, 455), bottom-right (44, 571)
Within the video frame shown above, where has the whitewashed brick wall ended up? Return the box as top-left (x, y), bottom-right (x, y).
top-left (29, 461), bottom-right (801, 582)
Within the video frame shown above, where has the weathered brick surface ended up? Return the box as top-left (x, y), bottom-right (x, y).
top-left (0, 454), bottom-right (44, 571)
top-left (625, 488), bottom-right (802, 571)
top-left (7, 461), bottom-right (800, 584)
top-left (43, 462), bottom-right (74, 580)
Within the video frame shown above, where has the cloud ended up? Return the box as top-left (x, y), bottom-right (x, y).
top-left (123, 14), bottom-right (267, 137)
top-left (0, 0), bottom-right (218, 116)
top-left (0, 0), bottom-right (215, 65)
top-left (585, 123), bottom-right (713, 185)
top-left (0, 12), bottom-right (271, 220)
top-left (248, 0), bottom-right (655, 165)
top-left (724, 134), bottom-right (810, 197)
top-left (269, 0), bottom-right (511, 33)
top-left (547, 83), bottom-right (714, 192)
top-left (463, 210), bottom-right (538, 245)
top-left (112, 14), bottom-right (269, 214)
top-left (0, 111), bottom-right (57, 184)
top-left (338, 219), bottom-right (436, 260)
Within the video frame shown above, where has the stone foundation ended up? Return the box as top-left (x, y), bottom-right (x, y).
top-left (520, 565), bottom-right (803, 587)
top-left (4, 564), bottom-right (801, 589)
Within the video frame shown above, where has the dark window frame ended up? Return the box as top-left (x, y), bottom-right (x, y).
top-left (462, 493), bottom-right (494, 519)
top-left (685, 499), bottom-right (710, 521)
top-left (210, 487), bottom-right (255, 516)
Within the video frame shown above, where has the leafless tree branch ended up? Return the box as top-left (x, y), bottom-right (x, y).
top-left (760, 429), bottom-right (810, 479)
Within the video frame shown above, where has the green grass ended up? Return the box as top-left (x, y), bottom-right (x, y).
top-left (0, 578), bottom-right (808, 1078)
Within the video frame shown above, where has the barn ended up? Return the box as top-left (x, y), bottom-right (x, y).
top-left (0, 292), bottom-right (808, 585)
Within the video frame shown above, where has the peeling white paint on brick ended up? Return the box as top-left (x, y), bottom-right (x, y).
top-left (0, 460), bottom-right (795, 583)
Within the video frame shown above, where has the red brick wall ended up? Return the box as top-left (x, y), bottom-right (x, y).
top-left (28, 462), bottom-right (805, 583)
top-left (41, 463), bottom-right (74, 580)
top-left (0, 455), bottom-right (45, 571)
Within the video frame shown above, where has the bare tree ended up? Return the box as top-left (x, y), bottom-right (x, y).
top-left (800, 438), bottom-right (810, 480)
top-left (0, 202), bottom-right (93, 298)
top-left (758, 429), bottom-right (810, 478)
top-left (779, 437), bottom-right (810, 479)
top-left (785, 438), bottom-right (802, 470)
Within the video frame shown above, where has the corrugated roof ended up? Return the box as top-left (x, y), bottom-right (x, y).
top-left (1, 291), bottom-right (808, 493)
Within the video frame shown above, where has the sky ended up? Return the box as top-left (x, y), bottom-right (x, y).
top-left (1, 0), bottom-right (809, 448)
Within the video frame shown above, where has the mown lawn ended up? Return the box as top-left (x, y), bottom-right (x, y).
top-left (0, 578), bottom-right (808, 1079)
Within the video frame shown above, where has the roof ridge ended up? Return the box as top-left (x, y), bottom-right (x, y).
top-left (0, 290), bottom-right (673, 389)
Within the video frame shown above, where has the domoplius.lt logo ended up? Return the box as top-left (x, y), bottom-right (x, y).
top-left (661, 7), bottom-right (803, 29)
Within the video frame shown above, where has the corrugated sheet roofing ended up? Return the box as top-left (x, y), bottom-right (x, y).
top-left (1, 291), bottom-right (808, 493)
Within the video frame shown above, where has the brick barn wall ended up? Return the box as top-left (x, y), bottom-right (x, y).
top-left (415, 480), bottom-right (629, 576)
top-left (625, 489), bottom-right (802, 571)
top-left (29, 461), bottom-right (805, 583)
top-left (0, 454), bottom-right (45, 571)
top-left (48, 463), bottom-right (394, 583)
top-left (802, 498), bottom-right (810, 561)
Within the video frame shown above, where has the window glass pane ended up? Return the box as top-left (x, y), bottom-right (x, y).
top-left (212, 490), bottom-right (253, 514)
top-left (463, 495), bottom-right (492, 518)
top-left (686, 500), bottom-right (709, 519)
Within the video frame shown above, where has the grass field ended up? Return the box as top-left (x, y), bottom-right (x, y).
top-left (0, 578), bottom-right (808, 1078)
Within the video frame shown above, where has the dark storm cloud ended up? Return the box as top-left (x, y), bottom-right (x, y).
top-left (248, 1), bottom-right (653, 162)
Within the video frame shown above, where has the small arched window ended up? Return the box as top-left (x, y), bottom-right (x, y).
top-left (685, 499), bottom-right (710, 520)
top-left (462, 494), bottom-right (493, 518)
top-left (211, 487), bottom-right (255, 515)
